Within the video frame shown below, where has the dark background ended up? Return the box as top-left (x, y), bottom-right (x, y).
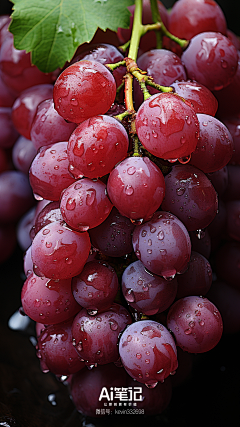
top-left (0, 1), bottom-right (240, 426)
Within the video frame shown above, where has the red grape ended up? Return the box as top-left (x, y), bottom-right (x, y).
top-left (167, 296), bottom-right (223, 353)
top-left (135, 93), bottom-right (199, 161)
top-left (53, 60), bottom-right (116, 123)
top-left (119, 320), bottom-right (178, 385)
top-left (67, 115), bottom-right (129, 179)
top-left (31, 221), bottom-right (91, 280)
top-left (132, 211), bottom-right (191, 278)
top-left (107, 156), bottom-right (165, 222)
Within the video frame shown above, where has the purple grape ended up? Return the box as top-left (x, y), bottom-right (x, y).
top-left (36, 318), bottom-right (85, 375)
top-left (189, 114), bottom-right (233, 173)
top-left (119, 320), bottom-right (178, 385)
top-left (122, 260), bottom-right (178, 316)
top-left (134, 49), bottom-right (186, 108)
top-left (132, 211), bottom-right (191, 278)
top-left (161, 164), bottom-right (218, 231)
top-left (171, 80), bottom-right (218, 116)
top-left (71, 303), bottom-right (132, 365)
top-left (181, 32), bottom-right (238, 91)
top-left (12, 136), bottom-right (37, 175)
top-left (89, 207), bottom-right (135, 257)
top-left (176, 251), bottom-right (212, 299)
top-left (72, 260), bottom-right (119, 313)
top-left (167, 296), bottom-right (223, 353)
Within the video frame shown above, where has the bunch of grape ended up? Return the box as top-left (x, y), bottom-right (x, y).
top-left (1, 0), bottom-right (240, 421)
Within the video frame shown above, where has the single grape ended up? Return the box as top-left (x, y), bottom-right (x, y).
top-left (168, 0), bottom-right (227, 40)
top-left (31, 221), bottom-right (91, 280)
top-left (189, 114), bottom-right (233, 173)
top-left (30, 98), bottom-right (77, 150)
top-left (72, 260), bottom-right (119, 313)
top-left (134, 49), bottom-right (186, 109)
top-left (70, 364), bottom-right (128, 417)
top-left (122, 260), bottom-right (178, 316)
top-left (36, 318), bottom-right (85, 375)
top-left (171, 80), bottom-right (218, 116)
top-left (106, 156), bottom-right (165, 222)
top-left (53, 60), bottom-right (116, 123)
top-left (135, 93), bottom-right (199, 161)
top-left (167, 296), bottom-right (223, 353)
top-left (29, 141), bottom-right (76, 201)
top-left (21, 272), bottom-right (80, 324)
top-left (132, 211), bottom-right (191, 278)
top-left (161, 164), bottom-right (218, 231)
top-left (89, 207), bottom-right (135, 257)
top-left (11, 84), bottom-right (53, 140)
top-left (176, 251), bottom-right (212, 299)
top-left (181, 32), bottom-right (238, 91)
top-left (67, 115), bottom-right (129, 179)
top-left (71, 303), bottom-right (132, 365)
top-left (12, 136), bottom-right (37, 175)
top-left (60, 178), bottom-right (113, 232)
top-left (119, 320), bottom-right (178, 386)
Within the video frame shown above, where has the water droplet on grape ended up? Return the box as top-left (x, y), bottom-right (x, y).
top-left (66, 197), bottom-right (76, 210)
top-left (88, 309), bottom-right (98, 316)
top-left (184, 328), bottom-right (192, 335)
top-left (136, 353), bottom-right (142, 359)
top-left (125, 289), bottom-right (135, 303)
top-left (146, 382), bottom-right (158, 388)
top-left (86, 189), bottom-right (96, 206)
top-left (176, 187), bottom-right (185, 196)
top-left (125, 185), bottom-right (134, 196)
top-left (109, 319), bottom-right (118, 331)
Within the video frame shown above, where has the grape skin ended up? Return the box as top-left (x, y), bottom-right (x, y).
top-left (135, 93), bottom-right (199, 161)
top-left (106, 156), bottom-right (165, 222)
top-left (53, 59), bottom-right (116, 124)
top-left (132, 211), bottom-right (191, 278)
top-left (119, 320), bottom-right (178, 385)
top-left (167, 296), bottom-right (223, 353)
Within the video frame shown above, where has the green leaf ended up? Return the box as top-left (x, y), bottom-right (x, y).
top-left (9, 0), bottom-right (134, 73)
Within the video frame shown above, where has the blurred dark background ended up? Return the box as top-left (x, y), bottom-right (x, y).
top-left (0, 0), bottom-right (239, 35)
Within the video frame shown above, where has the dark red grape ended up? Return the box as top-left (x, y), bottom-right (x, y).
top-left (176, 251), bottom-right (212, 299)
top-left (168, 0), bottom-right (227, 40)
top-left (12, 136), bottom-right (37, 175)
top-left (21, 272), bottom-right (80, 324)
top-left (0, 170), bottom-right (35, 223)
top-left (29, 141), bottom-right (76, 201)
top-left (171, 80), bottom-right (218, 116)
top-left (72, 260), bottom-right (119, 313)
top-left (189, 114), bottom-right (233, 173)
top-left (71, 303), bottom-right (132, 365)
top-left (119, 320), bottom-right (178, 385)
top-left (37, 318), bottom-right (85, 375)
top-left (0, 35), bottom-right (55, 94)
top-left (31, 201), bottom-right (63, 239)
top-left (70, 363), bottom-right (128, 417)
top-left (0, 107), bottom-right (19, 149)
top-left (89, 207), bottom-right (135, 257)
top-left (132, 211), bottom-right (191, 278)
top-left (53, 60), bottom-right (116, 123)
top-left (11, 84), bottom-right (53, 140)
top-left (122, 260), bottom-right (178, 316)
top-left (31, 221), bottom-right (91, 280)
top-left (181, 32), bottom-right (238, 91)
top-left (106, 156), bottom-right (165, 222)
top-left (67, 115), bottom-right (129, 179)
top-left (30, 98), bottom-right (77, 150)
top-left (135, 93), bottom-right (199, 161)
top-left (60, 178), bottom-right (113, 231)
top-left (161, 164), bottom-right (218, 231)
top-left (167, 296), bottom-right (223, 353)
top-left (134, 49), bottom-right (186, 109)
top-left (72, 43), bottom-right (126, 89)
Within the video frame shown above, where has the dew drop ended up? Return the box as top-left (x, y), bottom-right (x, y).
top-left (73, 142), bottom-right (84, 157)
top-left (176, 187), bottom-right (185, 196)
top-left (145, 382), bottom-right (158, 388)
top-left (127, 166), bottom-right (136, 175)
top-left (184, 328), bottom-right (192, 335)
top-left (157, 230), bottom-right (164, 240)
top-left (45, 242), bottom-right (52, 248)
top-left (86, 189), bottom-right (96, 206)
top-left (66, 198), bottom-right (76, 210)
top-left (125, 289), bottom-right (135, 303)
top-left (125, 185), bottom-right (134, 196)
top-left (136, 353), bottom-right (142, 359)
top-left (109, 319), bottom-right (118, 331)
